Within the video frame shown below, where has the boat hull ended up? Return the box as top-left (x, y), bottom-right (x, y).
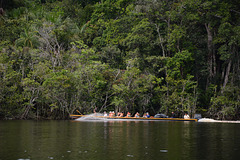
top-left (70, 114), bottom-right (198, 122)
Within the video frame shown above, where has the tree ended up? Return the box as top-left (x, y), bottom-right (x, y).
top-left (15, 27), bottom-right (39, 48)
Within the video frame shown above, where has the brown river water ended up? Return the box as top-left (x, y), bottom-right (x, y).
top-left (0, 119), bottom-right (240, 160)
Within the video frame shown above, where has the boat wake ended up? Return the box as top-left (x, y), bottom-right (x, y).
top-left (198, 118), bottom-right (217, 122)
top-left (75, 113), bottom-right (106, 121)
top-left (198, 118), bottom-right (240, 123)
top-left (74, 113), bottom-right (126, 122)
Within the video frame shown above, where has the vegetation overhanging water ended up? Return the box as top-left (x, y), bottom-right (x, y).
top-left (0, 0), bottom-right (240, 120)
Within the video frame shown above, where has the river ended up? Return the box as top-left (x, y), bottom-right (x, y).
top-left (0, 120), bottom-right (240, 160)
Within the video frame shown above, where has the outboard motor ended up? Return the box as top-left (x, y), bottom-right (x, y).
top-left (194, 114), bottom-right (202, 120)
top-left (154, 114), bottom-right (168, 118)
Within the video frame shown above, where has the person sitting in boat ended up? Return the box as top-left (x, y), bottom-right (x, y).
top-left (184, 113), bottom-right (190, 119)
top-left (143, 113), bottom-right (147, 118)
top-left (143, 112), bottom-right (150, 118)
top-left (112, 112), bottom-right (115, 117)
top-left (117, 112), bottom-right (122, 117)
top-left (104, 111), bottom-right (108, 117)
top-left (134, 112), bottom-right (140, 118)
top-left (126, 112), bottom-right (131, 117)
top-left (146, 112), bottom-right (150, 118)
top-left (171, 112), bottom-right (176, 118)
top-left (120, 112), bottom-right (124, 117)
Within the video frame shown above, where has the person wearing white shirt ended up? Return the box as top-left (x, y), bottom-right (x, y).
top-left (184, 113), bottom-right (190, 119)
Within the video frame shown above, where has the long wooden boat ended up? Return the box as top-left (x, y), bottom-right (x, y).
top-left (70, 114), bottom-right (198, 122)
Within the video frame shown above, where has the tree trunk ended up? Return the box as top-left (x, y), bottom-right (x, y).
top-left (21, 105), bottom-right (31, 119)
top-left (221, 60), bottom-right (232, 94)
top-left (155, 24), bottom-right (165, 57)
top-left (205, 23), bottom-right (215, 87)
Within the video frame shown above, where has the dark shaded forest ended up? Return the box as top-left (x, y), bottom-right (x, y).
top-left (0, 0), bottom-right (240, 120)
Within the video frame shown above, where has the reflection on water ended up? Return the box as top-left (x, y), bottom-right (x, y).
top-left (0, 120), bottom-right (240, 160)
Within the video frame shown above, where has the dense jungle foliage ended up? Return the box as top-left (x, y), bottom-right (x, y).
top-left (0, 0), bottom-right (240, 120)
